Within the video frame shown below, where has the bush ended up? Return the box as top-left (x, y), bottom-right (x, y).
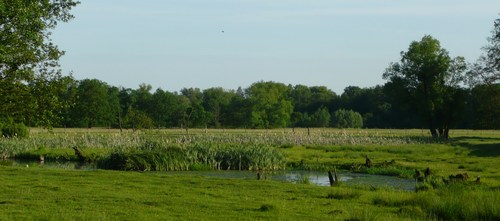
top-left (333, 109), bottom-right (363, 128)
top-left (1, 122), bottom-right (29, 138)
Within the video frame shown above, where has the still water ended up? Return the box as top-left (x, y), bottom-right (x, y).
top-left (169, 170), bottom-right (416, 191)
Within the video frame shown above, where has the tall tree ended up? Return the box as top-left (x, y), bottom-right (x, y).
top-left (465, 16), bottom-right (500, 129)
top-left (383, 35), bottom-right (467, 138)
top-left (225, 87), bottom-right (251, 128)
top-left (247, 81), bottom-right (293, 128)
top-left (131, 83), bottom-right (153, 114)
top-left (28, 72), bottom-right (76, 128)
top-left (290, 84), bottom-right (312, 113)
top-left (181, 88), bottom-right (207, 128)
top-left (202, 87), bottom-right (233, 128)
top-left (107, 86), bottom-right (121, 128)
top-left (150, 89), bottom-right (187, 128)
top-left (0, 0), bottom-right (78, 124)
top-left (468, 84), bottom-right (500, 129)
top-left (467, 16), bottom-right (500, 86)
top-left (71, 79), bottom-right (111, 128)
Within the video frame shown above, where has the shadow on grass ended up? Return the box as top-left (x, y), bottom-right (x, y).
top-left (451, 136), bottom-right (500, 157)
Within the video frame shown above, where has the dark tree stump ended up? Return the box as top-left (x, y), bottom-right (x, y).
top-left (72, 146), bottom-right (85, 162)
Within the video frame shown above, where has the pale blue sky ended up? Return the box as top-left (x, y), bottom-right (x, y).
top-left (52, 0), bottom-right (500, 94)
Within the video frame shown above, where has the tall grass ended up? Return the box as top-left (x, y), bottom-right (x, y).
top-left (425, 185), bottom-right (500, 221)
top-left (372, 184), bottom-right (500, 220)
top-left (7, 129), bottom-right (416, 172)
top-left (98, 144), bottom-right (286, 171)
top-left (2, 128), bottom-right (499, 175)
top-left (0, 128), bottom-right (437, 159)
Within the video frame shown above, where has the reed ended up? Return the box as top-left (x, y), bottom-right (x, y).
top-left (98, 144), bottom-right (286, 172)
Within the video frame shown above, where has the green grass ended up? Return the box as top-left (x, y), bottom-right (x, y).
top-left (0, 166), bottom-right (396, 220)
top-left (0, 128), bottom-right (499, 220)
top-left (2, 166), bottom-right (497, 220)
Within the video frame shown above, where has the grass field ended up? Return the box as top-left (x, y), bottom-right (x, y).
top-left (1, 128), bottom-right (499, 220)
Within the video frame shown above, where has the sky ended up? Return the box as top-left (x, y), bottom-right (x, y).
top-left (52, 0), bottom-right (500, 94)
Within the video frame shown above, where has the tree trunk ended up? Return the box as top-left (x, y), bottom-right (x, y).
top-left (429, 128), bottom-right (438, 139)
top-left (438, 127), bottom-right (449, 139)
top-left (328, 171), bottom-right (335, 186)
top-left (118, 111), bottom-right (123, 133)
top-left (443, 128), bottom-right (449, 139)
top-left (427, 113), bottom-right (438, 138)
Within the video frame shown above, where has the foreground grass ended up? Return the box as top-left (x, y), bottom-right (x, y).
top-left (1, 166), bottom-right (498, 220)
top-left (0, 166), bottom-right (390, 220)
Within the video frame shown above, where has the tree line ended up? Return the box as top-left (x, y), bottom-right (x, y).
top-left (0, 1), bottom-right (499, 136)
top-left (4, 77), bottom-right (498, 131)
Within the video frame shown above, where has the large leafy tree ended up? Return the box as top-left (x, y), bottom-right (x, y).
top-left (247, 81), bottom-right (293, 128)
top-left (340, 86), bottom-right (396, 128)
top-left (468, 84), bottom-right (500, 129)
top-left (468, 16), bottom-right (500, 86)
top-left (28, 72), bottom-right (76, 127)
top-left (150, 89), bottom-right (188, 128)
top-left (466, 16), bottom-right (500, 129)
top-left (0, 0), bottom-right (79, 124)
top-left (383, 35), bottom-right (466, 139)
top-left (181, 88), bottom-right (207, 128)
top-left (290, 85), bottom-right (312, 113)
top-left (225, 87), bottom-right (251, 128)
top-left (202, 87), bottom-right (234, 128)
top-left (71, 79), bottom-right (113, 128)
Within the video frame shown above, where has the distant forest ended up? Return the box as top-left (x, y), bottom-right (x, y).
top-left (6, 78), bottom-right (500, 130)
top-left (1, 1), bottom-right (499, 133)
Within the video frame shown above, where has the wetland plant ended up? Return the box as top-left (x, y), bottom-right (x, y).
top-left (98, 144), bottom-right (286, 172)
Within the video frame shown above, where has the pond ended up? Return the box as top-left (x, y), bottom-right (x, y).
top-left (1, 160), bottom-right (416, 191)
top-left (169, 170), bottom-right (416, 191)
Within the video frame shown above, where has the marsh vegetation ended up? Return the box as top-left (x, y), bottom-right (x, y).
top-left (1, 128), bottom-right (499, 220)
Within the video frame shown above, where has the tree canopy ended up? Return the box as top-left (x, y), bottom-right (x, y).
top-left (0, 0), bottom-right (79, 126)
top-left (383, 35), bottom-right (467, 138)
top-left (1, 8), bottom-right (498, 133)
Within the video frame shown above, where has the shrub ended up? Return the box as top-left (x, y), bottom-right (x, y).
top-left (332, 109), bottom-right (363, 128)
top-left (1, 122), bottom-right (29, 138)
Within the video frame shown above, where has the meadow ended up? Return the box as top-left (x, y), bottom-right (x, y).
top-left (0, 128), bottom-right (499, 220)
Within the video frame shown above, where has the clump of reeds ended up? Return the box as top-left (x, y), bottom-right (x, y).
top-left (98, 143), bottom-right (286, 172)
top-left (364, 166), bottom-right (415, 178)
top-left (296, 175), bottom-right (311, 185)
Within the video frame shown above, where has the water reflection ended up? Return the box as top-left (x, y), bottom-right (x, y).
top-left (171, 170), bottom-right (415, 191)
